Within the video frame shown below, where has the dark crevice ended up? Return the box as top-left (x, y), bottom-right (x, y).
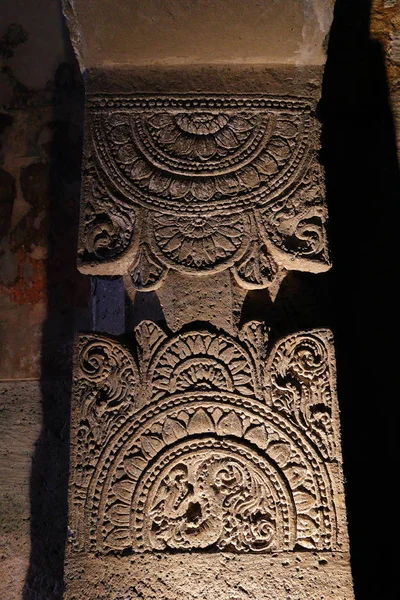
top-left (320, 1), bottom-right (398, 598)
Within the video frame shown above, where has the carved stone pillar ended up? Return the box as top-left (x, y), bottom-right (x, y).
top-left (63, 2), bottom-right (355, 598)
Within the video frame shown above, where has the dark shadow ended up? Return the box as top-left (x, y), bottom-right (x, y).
top-left (128, 290), bottom-right (167, 330)
top-left (239, 287), bottom-right (274, 327)
top-left (245, 1), bottom-right (398, 596)
top-left (23, 14), bottom-right (89, 600)
top-left (241, 270), bottom-right (333, 347)
top-left (320, 0), bottom-right (398, 598)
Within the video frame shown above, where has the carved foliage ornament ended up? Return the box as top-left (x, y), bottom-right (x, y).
top-left (70, 324), bottom-right (340, 555)
top-left (79, 96), bottom-right (330, 290)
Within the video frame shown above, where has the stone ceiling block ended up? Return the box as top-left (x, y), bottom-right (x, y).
top-left (63, 0), bottom-right (334, 70)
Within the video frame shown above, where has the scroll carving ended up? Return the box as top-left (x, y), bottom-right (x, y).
top-left (136, 440), bottom-right (294, 553)
top-left (266, 330), bottom-right (336, 460)
top-left (70, 335), bottom-right (139, 546)
top-left (79, 169), bottom-right (138, 265)
top-left (70, 324), bottom-right (340, 555)
top-left (79, 95), bottom-right (330, 290)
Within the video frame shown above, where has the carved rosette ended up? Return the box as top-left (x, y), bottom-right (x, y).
top-left (70, 324), bottom-right (341, 555)
top-left (79, 96), bottom-right (330, 290)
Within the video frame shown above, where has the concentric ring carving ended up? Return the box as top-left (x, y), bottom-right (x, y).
top-left (84, 392), bottom-right (335, 554)
top-left (91, 99), bottom-right (311, 213)
top-left (70, 324), bottom-right (340, 556)
top-left (79, 95), bottom-right (329, 289)
top-left (147, 328), bottom-right (259, 400)
top-left (149, 210), bottom-right (251, 273)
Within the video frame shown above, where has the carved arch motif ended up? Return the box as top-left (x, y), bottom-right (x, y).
top-left (90, 98), bottom-right (312, 213)
top-left (133, 438), bottom-right (295, 553)
top-left (70, 325), bottom-right (339, 555)
top-left (146, 327), bottom-right (260, 400)
top-left (79, 95), bottom-right (330, 291)
top-left (84, 393), bottom-right (335, 554)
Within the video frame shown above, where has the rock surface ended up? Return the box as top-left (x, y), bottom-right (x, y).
top-left (62, 0), bottom-right (334, 70)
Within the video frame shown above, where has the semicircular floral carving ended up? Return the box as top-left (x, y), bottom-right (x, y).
top-left (147, 330), bottom-right (258, 399)
top-left (135, 111), bottom-right (271, 174)
top-left (82, 393), bottom-right (335, 554)
top-left (70, 328), bottom-right (340, 556)
top-left (90, 96), bottom-right (314, 214)
top-left (150, 210), bottom-right (251, 272)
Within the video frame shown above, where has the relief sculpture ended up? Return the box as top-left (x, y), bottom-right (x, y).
top-left (79, 96), bottom-right (329, 292)
top-left (61, 3), bottom-right (356, 598)
top-left (70, 324), bottom-right (342, 556)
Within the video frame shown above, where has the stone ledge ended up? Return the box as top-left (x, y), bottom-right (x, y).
top-left (65, 551), bottom-right (354, 600)
top-left (63, 0), bottom-right (334, 72)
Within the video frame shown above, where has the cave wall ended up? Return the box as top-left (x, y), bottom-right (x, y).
top-left (0, 2), bottom-right (90, 597)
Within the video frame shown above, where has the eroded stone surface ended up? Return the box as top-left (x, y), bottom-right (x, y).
top-left (65, 552), bottom-right (354, 600)
top-left (66, 324), bottom-right (352, 599)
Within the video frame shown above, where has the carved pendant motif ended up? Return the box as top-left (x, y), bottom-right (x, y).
top-left (79, 96), bottom-right (330, 290)
top-left (70, 324), bottom-right (342, 555)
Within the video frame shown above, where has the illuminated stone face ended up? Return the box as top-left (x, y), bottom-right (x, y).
top-left (66, 324), bottom-right (354, 598)
top-left (63, 2), bottom-right (355, 599)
